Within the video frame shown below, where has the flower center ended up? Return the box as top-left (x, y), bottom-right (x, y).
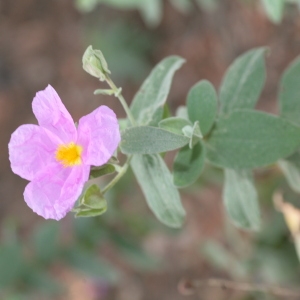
top-left (55, 142), bottom-right (83, 167)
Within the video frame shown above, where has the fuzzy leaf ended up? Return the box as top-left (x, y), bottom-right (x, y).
top-left (279, 56), bottom-right (300, 126)
top-left (261, 0), bottom-right (285, 24)
top-left (120, 126), bottom-right (189, 154)
top-left (173, 142), bottom-right (205, 187)
top-left (219, 48), bottom-right (266, 114)
top-left (158, 117), bottom-right (191, 135)
top-left (206, 110), bottom-right (300, 169)
top-left (278, 151), bottom-right (300, 193)
top-left (131, 154), bottom-right (186, 228)
top-left (224, 169), bottom-right (260, 230)
top-left (130, 56), bottom-right (185, 125)
top-left (187, 80), bottom-right (217, 135)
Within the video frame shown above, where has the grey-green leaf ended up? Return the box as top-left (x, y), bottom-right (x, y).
top-left (223, 169), bottom-right (260, 230)
top-left (176, 105), bottom-right (189, 120)
top-left (131, 154), bottom-right (186, 228)
top-left (219, 48), bottom-right (266, 114)
top-left (130, 56), bottom-right (185, 125)
top-left (187, 80), bottom-right (217, 135)
top-left (278, 150), bottom-right (300, 193)
top-left (173, 142), bottom-right (206, 188)
top-left (205, 110), bottom-right (300, 169)
top-left (261, 0), bottom-right (285, 24)
top-left (158, 117), bottom-right (191, 135)
top-left (279, 56), bottom-right (300, 126)
top-left (120, 126), bottom-right (189, 154)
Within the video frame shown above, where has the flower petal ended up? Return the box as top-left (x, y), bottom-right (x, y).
top-left (77, 105), bottom-right (120, 166)
top-left (8, 124), bottom-right (61, 181)
top-left (32, 85), bottom-right (77, 143)
top-left (24, 163), bottom-right (90, 220)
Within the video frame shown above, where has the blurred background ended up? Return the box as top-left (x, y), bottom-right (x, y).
top-left (1, 0), bottom-right (300, 299)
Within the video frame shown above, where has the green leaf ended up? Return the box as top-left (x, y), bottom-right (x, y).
top-left (138, 0), bottom-right (163, 27)
top-left (176, 105), bottom-right (189, 120)
top-left (279, 56), bottom-right (300, 126)
top-left (187, 80), bottom-right (217, 136)
top-left (120, 126), bottom-right (189, 154)
top-left (80, 184), bottom-right (107, 210)
top-left (158, 117), bottom-right (191, 135)
top-left (33, 222), bottom-right (59, 264)
top-left (219, 48), bottom-right (266, 114)
top-left (173, 142), bottom-right (206, 187)
top-left (261, 0), bottom-right (285, 24)
top-left (89, 164), bottom-right (115, 179)
top-left (205, 110), bottom-right (300, 169)
top-left (131, 154), bottom-right (186, 228)
top-left (65, 248), bottom-right (119, 283)
top-left (118, 118), bottom-right (128, 131)
top-left (278, 150), bottom-right (300, 193)
top-left (130, 56), bottom-right (185, 125)
top-left (223, 169), bottom-right (260, 230)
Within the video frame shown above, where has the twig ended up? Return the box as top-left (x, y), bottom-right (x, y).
top-left (178, 278), bottom-right (300, 298)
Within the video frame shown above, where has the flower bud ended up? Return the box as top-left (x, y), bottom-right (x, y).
top-left (82, 45), bottom-right (111, 81)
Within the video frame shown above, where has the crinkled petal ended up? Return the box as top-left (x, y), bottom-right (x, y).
top-left (77, 105), bottom-right (120, 166)
top-left (24, 163), bottom-right (90, 220)
top-left (32, 85), bottom-right (77, 143)
top-left (8, 124), bottom-right (61, 181)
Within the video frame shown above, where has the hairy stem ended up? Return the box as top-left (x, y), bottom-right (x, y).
top-left (105, 76), bottom-right (136, 126)
top-left (102, 156), bottom-right (132, 195)
top-left (178, 278), bottom-right (300, 298)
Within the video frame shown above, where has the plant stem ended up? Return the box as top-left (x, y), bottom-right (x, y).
top-left (105, 76), bottom-right (136, 126)
top-left (178, 278), bottom-right (300, 298)
top-left (102, 156), bottom-right (132, 195)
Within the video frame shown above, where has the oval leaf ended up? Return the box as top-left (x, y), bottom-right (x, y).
top-left (261, 0), bottom-right (285, 24)
top-left (131, 154), bottom-right (186, 228)
top-left (279, 56), bottom-right (300, 126)
top-left (130, 56), bottom-right (185, 125)
top-left (278, 151), bottom-right (300, 193)
top-left (120, 126), bottom-right (189, 154)
top-left (173, 142), bottom-right (206, 188)
top-left (223, 169), bottom-right (260, 230)
top-left (187, 80), bottom-right (217, 136)
top-left (219, 48), bottom-right (266, 114)
top-left (158, 117), bottom-right (191, 135)
top-left (206, 110), bottom-right (300, 169)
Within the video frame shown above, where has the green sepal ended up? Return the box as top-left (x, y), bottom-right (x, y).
top-left (89, 164), bottom-right (116, 179)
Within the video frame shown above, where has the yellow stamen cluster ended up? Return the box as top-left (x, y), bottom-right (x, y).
top-left (55, 142), bottom-right (83, 167)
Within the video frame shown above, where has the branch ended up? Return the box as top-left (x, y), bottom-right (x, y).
top-left (178, 278), bottom-right (300, 298)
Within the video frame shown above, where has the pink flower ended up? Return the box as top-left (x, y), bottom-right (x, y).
top-left (8, 85), bottom-right (120, 220)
